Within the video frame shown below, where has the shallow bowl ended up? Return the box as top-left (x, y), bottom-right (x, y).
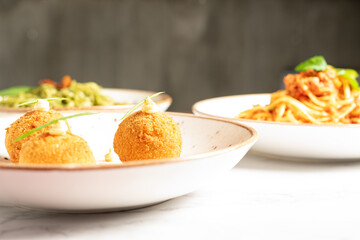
top-left (0, 112), bottom-right (256, 212)
top-left (0, 88), bottom-right (172, 114)
top-left (192, 93), bottom-right (360, 161)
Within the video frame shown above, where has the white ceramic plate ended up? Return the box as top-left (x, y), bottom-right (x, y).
top-left (0, 112), bottom-right (256, 212)
top-left (193, 93), bottom-right (360, 161)
top-left (0, 88), bottom-right (172, 114)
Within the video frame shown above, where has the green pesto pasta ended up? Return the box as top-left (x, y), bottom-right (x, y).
top-left (0, 81), bottom-right (116, 108)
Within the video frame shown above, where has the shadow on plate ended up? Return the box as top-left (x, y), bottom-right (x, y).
top-left (0, 194), bottom-right (193, 239)
top-left (236, 153), bottom-right (360, 172)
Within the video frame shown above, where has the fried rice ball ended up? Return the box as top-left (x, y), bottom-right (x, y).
top-left (113, 111), bottom-right (182, 161)
top-left (19, 133), bottom-right (95, 164)
top-left (5, 110), bottom-right (71, 163)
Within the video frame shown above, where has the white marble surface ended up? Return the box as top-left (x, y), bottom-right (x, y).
top-left (1, 153), bottom-right (360, 240)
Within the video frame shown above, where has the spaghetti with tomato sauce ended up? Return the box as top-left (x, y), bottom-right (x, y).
top-left (236, 66), bottom-right (360, 124)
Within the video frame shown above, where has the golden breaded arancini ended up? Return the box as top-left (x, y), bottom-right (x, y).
top-left (5, 109), bottom-right (70, 163)
top-left (19, 133), bottom-right (95, 164)
top-left (113, 98), bottom-right (182, 161)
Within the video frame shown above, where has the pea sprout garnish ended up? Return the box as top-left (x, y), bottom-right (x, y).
top-left (17, 98), bottom-right (67, 107)
top-left (13, 112), bottom-right (96, 142)
top-left (121, 92), bottom-right (164, 120)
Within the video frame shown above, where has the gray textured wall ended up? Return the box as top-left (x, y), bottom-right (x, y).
top-left (0, 0), bottom-right (360, 111)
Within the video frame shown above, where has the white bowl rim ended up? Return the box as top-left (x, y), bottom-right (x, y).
top-left (192, 93), bottom-right (360, 129)
top-left (0, 88), bottom-right (172, 112)
top-left (0, 112), bottom-right (257, 171)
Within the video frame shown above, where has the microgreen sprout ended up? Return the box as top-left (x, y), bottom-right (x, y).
top-left (13, 112), bottom-right (95, 142)
top-left (17, 98), bottom-right (67, 107)
top-left (121, 92), bottom-right (164, 120)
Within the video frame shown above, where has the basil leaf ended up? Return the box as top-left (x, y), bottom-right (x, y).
top-left (295, 56), bottom-right (328, 72)
top-left (336, 68), bottom-right (360, 91)
top-left (338, 68), bottom-right (358, 79)
top-left (347, 77), bottom-right (360, 91)
top-left (336, 69), bottom-right (346, 76)
top-left (0, 86), bottom-right (33, 96)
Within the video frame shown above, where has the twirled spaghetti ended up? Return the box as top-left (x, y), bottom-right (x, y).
top-left (236, 66), bottom-right (360, 124)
